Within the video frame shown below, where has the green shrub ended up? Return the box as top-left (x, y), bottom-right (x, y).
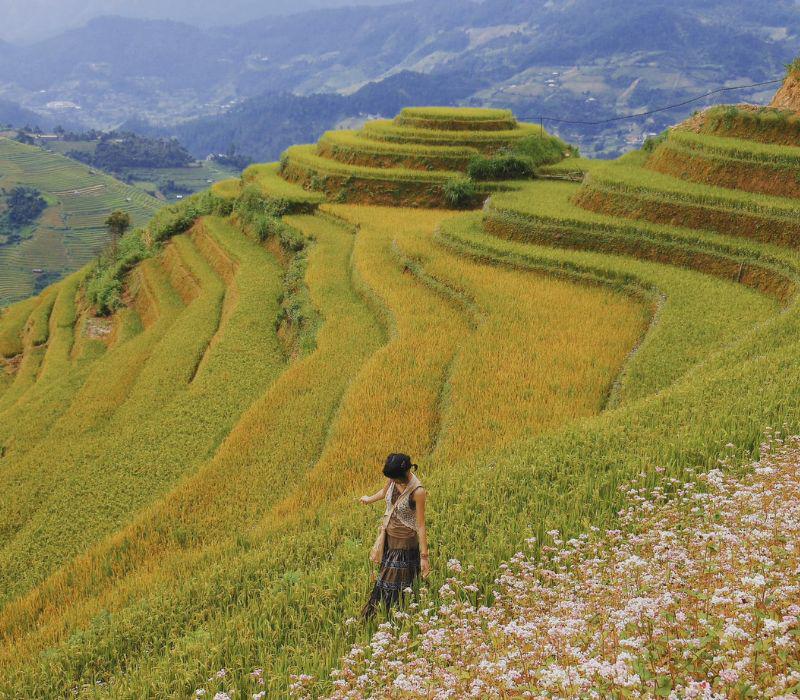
top-left (86, 230), bottom-right (150, 314)
top-left (642, 130), bottom-right (669, 153)
top-left (443, 178), bottom-right (477, 208)
top-left (508, 134), bottom-right (575, 166)
top-left (148, 190), bottom-right (230, 243)
top-left (275, 248), bottom-right (319, 354)
top-left (467, 154), bottom-right (536, 180)
top-left (278, 223), bottom-right (305, 252)
top-left (84, 190), bottom-right (232, 315)
top-left (786, 57), bottom-right (800, 77)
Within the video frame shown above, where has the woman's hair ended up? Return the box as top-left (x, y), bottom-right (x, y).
top-left (383, 452), bottom-right (418, 480)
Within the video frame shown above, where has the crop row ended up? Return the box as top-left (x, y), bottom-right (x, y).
top-left (280, 145), bottom-right (496, 207)
top-left (577, 156), bottom-right (800, 248)
top-left (239, 162), bottom-right (325, 212)
top-left (646, 131), bottom-right (800, 198)
top-left (691, 104), bottom-right (800, 146)
top-left (395, 107), bottom-right (518, 132)
top-left (316, 130), bottom-right (478, 171)
top-left (0, 186), bottom-right (788, 697)
top-left (362, 119), bottom-right (541, 151)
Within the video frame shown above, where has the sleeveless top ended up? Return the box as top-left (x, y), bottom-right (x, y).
top-left (384, 473), bottom-right (422, 534)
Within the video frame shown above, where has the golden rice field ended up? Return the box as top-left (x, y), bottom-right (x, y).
top-left (0, 102), bottom-right (799, 697)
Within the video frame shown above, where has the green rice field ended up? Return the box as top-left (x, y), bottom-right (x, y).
top-left (0, 138), bottom-right (161, 305)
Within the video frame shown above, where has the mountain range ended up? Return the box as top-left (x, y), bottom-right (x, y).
top-left (0, 0), bottom-right (798, 158)
top-left (0, 0), bottom-right (397, 43)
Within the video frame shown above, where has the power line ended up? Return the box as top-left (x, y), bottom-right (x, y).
top-left (515, 78), bottom-right (783, 126)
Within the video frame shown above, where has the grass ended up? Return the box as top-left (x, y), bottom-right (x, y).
top-left (362, 119), bottom-right (542, 151)
top-left (398, 107), bottom-right (515, 121)
top-left (0, 295), bottom-right (39, 356)
top-left (280, 145), bottom-right (499, 207)
top-left (211, 177), bottom-right (241, 199)
top-left (317, 130), bottom-right (478, 171)
top-left (487, 179), bottom-right (798, 300)
top-left (276, 108), bottom-right (567, 209)
top-left (360, 205), bottom-right (650, 459)
top-left (0, 102), bottom-right (799, 698)
top-left (395, 106), bottom-right (518, 131)
top-left (0, 220), bottom-right (288, 606)
top-left (647, 130), bottom-right (800, 198)
top-left (576, 154), bottom-right (800, 248)
top-left (240, 162), bottom-right (325, 212)
top-left (452, 207), bottom-right (782, 405)
top-left (690, 104), bottom-right (800, 146)
top-left (282, 145), bottom-right (464, 182)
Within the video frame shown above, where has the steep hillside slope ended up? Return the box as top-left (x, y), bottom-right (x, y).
top-left (770, 61), bottom-right (800, 111)
top-left (0, 137), bottom-right (161, 305)
top-left (2, 0), bottom-right (799, 158)
top-left (0, 96), bottom-right (798, 697)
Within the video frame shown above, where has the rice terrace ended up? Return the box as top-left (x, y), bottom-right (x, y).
top-left (1, 51), bottom-right (800, 700)
top-left (0, 138), bottom-right (161, 307)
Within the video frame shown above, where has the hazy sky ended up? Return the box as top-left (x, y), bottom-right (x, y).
top-left (0, 0), bottom-right (397, 43)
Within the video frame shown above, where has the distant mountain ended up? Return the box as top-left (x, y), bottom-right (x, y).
top-left (0, 98), bottom-right (42, 128)
top-left (1, 0), bottom-right (798, 157)
top-left (145, 70), bottom-right (483, 161)
top-left (0, 0), bottom-right (398, 43)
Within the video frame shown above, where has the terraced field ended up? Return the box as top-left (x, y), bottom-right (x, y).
top-left (0, 99), bottom-right (799, 698)
top-left (43, 139), bottom-right (238, 200)
top-left (279, 106), bottom-right (568, 207)
top-left (0, 138), bottom-right (161, 305)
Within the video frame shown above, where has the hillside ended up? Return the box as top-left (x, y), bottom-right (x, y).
top-left (0, 137), bottom-right (161, 305)
top-left (0, 0), bottom-right (798, 157)
top-left (314, 436), bottom-right (800, 697)
top-left (0, 89), bottom-right (799, 698)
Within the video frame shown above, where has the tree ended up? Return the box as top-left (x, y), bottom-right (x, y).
top-left (105, 210), bottom-right (131, 247)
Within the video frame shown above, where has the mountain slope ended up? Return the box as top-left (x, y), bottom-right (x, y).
top-left (1, 0), bottom-right (798, 157)
top-left (0, 95), bottom-right (798, 696)
top-left (0, 137), bottom-right (161, 305)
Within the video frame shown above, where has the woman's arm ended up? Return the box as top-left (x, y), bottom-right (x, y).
top-left (359, 479), bottom-right (390, 505)
top-left (414, 488), bottom-right (430, 578)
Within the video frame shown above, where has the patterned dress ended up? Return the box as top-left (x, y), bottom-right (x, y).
top-left (362, 481), bottom-right (421, 618)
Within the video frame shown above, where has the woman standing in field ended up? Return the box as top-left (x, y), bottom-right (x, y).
top-left (360, 453), bottom-right (429, 618)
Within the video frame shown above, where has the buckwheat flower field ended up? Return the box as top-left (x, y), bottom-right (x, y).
top-left (300, 435), bottom-right (800, 699)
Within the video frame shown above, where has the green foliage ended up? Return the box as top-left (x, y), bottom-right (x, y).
top-left (443, 177), bottom-right (477, 208)
top-left (1, 186), bottom-right (46, 227)
top-left (642, 130), bottom-right (669, 153)
top-left (786, 57), bottom-right (800, 77)
top-left (508, 134), bottom-right (575, 166)
top-left (104, 210), bottom-right (131, 239)
top-left (276, 247), bottom-right (320, 355)
top-left (0, 136), bottom-right (160, 306)
top-left (67, 131), bottom-right (193, 172)
top-left (467, 154), bottom-right (535, 180)
top-left (85, 229), bottom-right (149, 314)
top-left (698, 105), bottom-right (800, 146)
top-left (277, 222), bottom-right (305, 252)
top-left (148, 190), bottom-right (231, 243)
top-left (85, 190), bottom-right (230, 314)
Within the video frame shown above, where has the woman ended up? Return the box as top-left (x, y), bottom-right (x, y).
top-left (359, 453), bottom-right (429, 618)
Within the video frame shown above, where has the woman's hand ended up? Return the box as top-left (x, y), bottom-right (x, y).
top-left (359, 495), bottom-right (371, 505)
top-left (420, 554), bottom-right (430, 579)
